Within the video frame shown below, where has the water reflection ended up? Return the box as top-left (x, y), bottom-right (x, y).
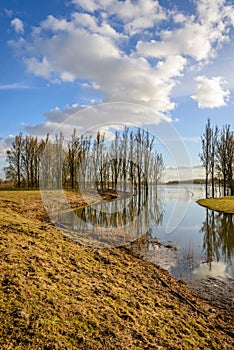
top-left (56, 187), bottom-right (164, 247)
top-left (57, 184), bottom-right (234, 310)
top-left (57, 185), bottom-right (234, 283)
top-left (201, 209), bottom-right (234, 265)
top-left (192, 261), bottom-right (231, 279)
top-left (117, 186), bottom-right (234, 285)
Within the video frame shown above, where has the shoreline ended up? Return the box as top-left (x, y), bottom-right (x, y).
top-left (2, 189), bottom-right (234, 312)
top-left (0, 190), bottom-right (233, 348)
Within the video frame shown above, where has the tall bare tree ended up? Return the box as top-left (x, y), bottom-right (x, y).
top-left (200, 119), bottom-right (212, 198)
top-left (5, 132), bottom-right (23, 188)
top-left (216, 125), bottom-right (234, 196)
top-left (66, 129), bottom-right (80, 189)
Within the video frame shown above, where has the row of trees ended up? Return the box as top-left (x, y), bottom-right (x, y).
top-left (4, 127), bottom-right (165, 193)
top-left (5, 133), bottom-right (48, 189)
top-left (200, 119), bottom-right (234, 198)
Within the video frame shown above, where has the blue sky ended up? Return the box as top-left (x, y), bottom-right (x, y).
top-left (1, 0), bottom-right (234, 180)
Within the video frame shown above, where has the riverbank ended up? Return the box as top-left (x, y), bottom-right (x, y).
top-left (0, 190), bottom-right (233, 349)
top-left (197, 196), bottom-right (234, 214)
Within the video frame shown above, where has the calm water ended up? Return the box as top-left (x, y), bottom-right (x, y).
top-left (135, 185), bottom-right (234, 283)
top-left (58, 185), bottom-right (234, 284)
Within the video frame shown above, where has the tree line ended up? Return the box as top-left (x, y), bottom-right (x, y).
top-left (200, 118), bottom-right (234, 198)
top-left (4, 127), bottom-right (165, 193)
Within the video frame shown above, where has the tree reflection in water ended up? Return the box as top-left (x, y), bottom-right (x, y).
top-left (200, 208), bottom-right (234, 266)
top-left (56, 186), bottom-right (164, 247)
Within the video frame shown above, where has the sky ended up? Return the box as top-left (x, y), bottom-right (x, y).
top-left (1, 0), bottom-right (234, 181)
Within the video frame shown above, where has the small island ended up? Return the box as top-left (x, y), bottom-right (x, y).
top-left (197, 196), bottom-right (234, 214)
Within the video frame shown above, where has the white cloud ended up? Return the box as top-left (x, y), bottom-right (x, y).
top-left (193, 261), bottom-right (231, 279)
top-left (25, 102), bottom-right (170, 139)
top-left (156, 56), bottom-right (187, 80)
top-left (137, 0), bottom-right (234, 62)
top-left (173, 13), bottom-right (187, 24)
top-left (72, 0), bottom-right (166, 34)
top-left (17, 14), bottom-right (185, 114)
top-left (9, 0), bottom-right (234, 125)
top-left (112, 0), bottom-right (166, 35)
top-left (137, 23), bottom-right (214, 61)
top-left (72, 0), bottom-right (101, 12)
top-left (71, 12), bottom-right (124, 39)
top-left (0, 83), bottom-right (31, 90)
top-left (197, 0), bottom-right (234, 27)
top-left (40, 15), bottom-right (71, 32)
top-left (11, 18), bottom-right (24, 34)
top-left (25, 57), bottom-right (52, 79)
top-left (164, 165), bottom-right (204, 182)
top-left (60, 72), bottom-right (76, 82)
top-left (191, 75), bottom-right (230, 108)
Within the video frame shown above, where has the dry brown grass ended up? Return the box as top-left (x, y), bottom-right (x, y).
top-left (0, 190), bottom-right (233, 349)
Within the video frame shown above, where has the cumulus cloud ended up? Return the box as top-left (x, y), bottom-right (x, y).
top-left (137, 23), bottom-right (214, 61)
top-left (9, 0), bottom-right (234, 130)
top-left (191, 76), bottom-right (230, 108)
top-left (14, 12), bottom-right (185, 114)
top-left (137, 0), bottom-right (234, 62)
top-left (25, 57), bottom-right (52, 79)
top-left (72, 0), bottom-right (166, 34)
top-left (11, 18), bottom-right (24, 34)
top-left (25, 102), bottom-right (171, 139)
top-left (70, 12), bottom-right (125, 39)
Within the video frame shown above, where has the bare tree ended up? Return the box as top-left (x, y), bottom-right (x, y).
top-left (216, 125), bottom-right (234, 196)
top-left (5, 132), bottom-right (24, 188)
top-left (226, 129), bottom-right (234, 195)
top-left (66, 129), bottom-right (81, 189)
top-left (210, 125), bottom-right (219, 198)
top-left (5, 128), bottom-right (165, 194)
top-left (151, 152), bottom-right (165, 186)
top-left (200, 119), bottom-right (212, 198)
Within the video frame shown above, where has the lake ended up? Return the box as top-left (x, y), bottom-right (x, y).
top-left (57, 185), bottom-right (234, 310)
top-left (137, 185), bottom-right (234, 281)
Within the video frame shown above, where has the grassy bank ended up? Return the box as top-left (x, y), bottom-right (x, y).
top-left (197, 196), bottom-right (234, 214)
top-left (0, 190), bottom-right (233, 349)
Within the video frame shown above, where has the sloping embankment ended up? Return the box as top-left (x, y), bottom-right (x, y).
top-left (0, 191), bottom-right (233, 349)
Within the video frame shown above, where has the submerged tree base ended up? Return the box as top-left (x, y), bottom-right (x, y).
top-left (197, 196), bottom-right (234, 214)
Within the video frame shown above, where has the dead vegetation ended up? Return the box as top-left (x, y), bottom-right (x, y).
top-left (0, 190), bottom-right (233, 349)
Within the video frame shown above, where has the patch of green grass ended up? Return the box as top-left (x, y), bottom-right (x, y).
top-left (197, 196), bottom-right (234, 213)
